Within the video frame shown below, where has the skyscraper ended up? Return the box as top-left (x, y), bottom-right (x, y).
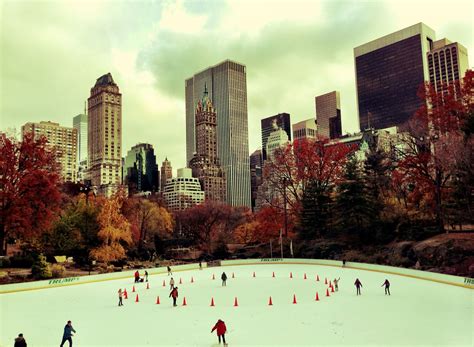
top-left (293, 118), bottom-right (317, 141)
top-left (427, 39), bottom-right (469, 96)
top-left (185, 60), bottom-right (251, 207)
top-left (266, 124), bottom-right (290, 160)
top-left (21, 121), bottom-right (77, 182)
top-left (260, 113), bottom-right (291, 161)
top-left (315, 91), bottom-right (342, 139)
top-left (73, 113), bottom-right (88, 183)
top-left (354, 23), bottom-right (436, 131)
top-left (124, 143), bottom-right (159, 194)
top-left (160, 157), bottom-right (173, 193)
top-left (189, 88), bottom-right (226, 203)
top-left (87, 73), bottom-right (122, 196)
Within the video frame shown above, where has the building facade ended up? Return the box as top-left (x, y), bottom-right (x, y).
top-left (73, 113), bottom-right (88, 183)
top-left (123, 143), bottom-right (159, 194)
top-left (189, 88), bottom-right (226, 203)
top-left (260, 113), bottom-right (291, 161)
top-left (354, 23), bottom-right (436, 131)
top-left (160, 157), bottom-right (173, 193)
top-left (266, 124), bottom-right (290, 160)
top-left (21, 121), bottom-right (77, 182)
top-left (249, 149), bottom-right (263, 212)
top-left (293, 118), bottom-right (317, 141)
top-left (185, 60), bottom-right (251, 207)
top-left (163, 168), bottom-right (205, 211)
top-left (315, 91), bottom-right (342, 139)
top-left (87, 73), bottom-right (122, 196)
top-left (427, 39), bottom-right (469, 96)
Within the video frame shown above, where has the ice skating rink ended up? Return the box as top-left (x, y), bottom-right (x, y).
top-left (0, 263), bottom-right (472, 346)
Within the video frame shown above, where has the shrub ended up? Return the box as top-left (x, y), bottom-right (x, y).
top-left (9, 253), bottom-right (35, 268)
top-left (31, 254), bottom-right (52, 279)
top-left (0, 257), bottom-right (11, 268)
top-left (51, 264), bottom-right (65, 278)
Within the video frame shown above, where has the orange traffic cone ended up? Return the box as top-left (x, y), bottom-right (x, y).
top-left (162, 280), bottom-right (165, 287)
top-left (325, 278), bottom-right (328, 285)
top-left (272, 272), bottom-right (275, 278)
top-left (179, 278), bottom-right (182, 284)
top-left (191, 277), bottom-right (194, 283)
top-left (212, 274), bottom-right (215, 280)
top-left (293, 294), bottom-right (297, 304)
top-left (317, 275), bottom-right (320, 281)
top-left (304, 273), bottom-right (307, 280)
top-left (124, 289), bottom-right (128, 299)
top-left (326, 288), bottom-right (330, 297)
top-left (253, 272), bottom-right (256, 277)
top-left (135, 294), bottom-right (139, 302)
top-left (234, 297), bottom-right (238, 307)
top-left (146, 282), bottom-right (150, 289)
top-left (232, 272), bottom-right (235, 278)
top-left (315, 292), bottom-right (319, 301)
top-left (331, 285), bottom-right (335, 293)
top-left (132, 285), bottom-right (136, 292)
top-left (268, 296), bottom-right (273, 305)
top-left (182, 297), bottom-right (187, 306)
top-left (210, 297), bottom-right (215, 306)
top-left (290, 272), bottom-right (293, 279)
top-left (156, 296), bottom-right (160, 304)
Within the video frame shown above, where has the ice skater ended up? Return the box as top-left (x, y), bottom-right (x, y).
top-left (167, 266), bottom-right (172, 276)
top-left (211, 319), bottom-right (227, 345)
top-left (169, 286), bottom-right (179, 307)
top-left (221, 272), bottom-right (227, 286)
top-left (169, 277), bottom-right (175, 291)
top-left (14, 333), bottom-right (27, 347)
top-left (342, 259), bottom-right (346, 267)
top-left (118, 288), bottom-right (123, 306)
top-left (60, 320), bottom-right (76, 347)
top-left (134, 270), bottom-right (140, 283)
top-left (333, 277), bottom-right (340, 291)
top-left (145, 270), bottom-right (149, 282)
top-left (354, 278), bottom-right (362, 295)
top-left (382, 279), bottom-right (391, 295)
top-left (199, 261), bottom-right (202, 270)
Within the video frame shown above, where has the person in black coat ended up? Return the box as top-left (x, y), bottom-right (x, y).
top-left (60, 320), bottom-right (76, 347)
top-left (221, 272), bottom-right (227, 286)
top-left (382, 279), bottom-right (391, 295)
top-left (14, 333), bottom-right (27, 347)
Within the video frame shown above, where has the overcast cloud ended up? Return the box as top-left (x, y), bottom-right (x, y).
top-left (1, 0), bottom-right (472, 172)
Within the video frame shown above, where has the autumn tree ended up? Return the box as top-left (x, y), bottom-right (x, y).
top-left (261, 138), bottom-right (355, 239)
top-left (123, 197), bottom-right (174, 253)
top-left (393, 70), bottom-right (474, 232)
top-left (0, 133), bottom-right (62, 255)
top-left (90, 194), bottom-right (132, 263)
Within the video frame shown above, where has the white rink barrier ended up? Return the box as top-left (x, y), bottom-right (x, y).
top-left (220, 258), bottom-right (473, 289)
top-left (1, 258), bottom-right (472, 293)
top-left (0, 262), bottom-right (205, 294)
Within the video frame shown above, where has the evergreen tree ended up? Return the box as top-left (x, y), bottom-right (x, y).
top-left (336, 155), bottom-right (375, 240)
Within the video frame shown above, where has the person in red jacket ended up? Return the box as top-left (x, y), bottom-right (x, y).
top-left (134, 270), bottom-right (140, 283)
top-left (169, 286), bottom-right (178, 307)
top-left (211, 319), bottom-right (227, 345)
top-left (381, 279), bottom-right (391, 295)
top-left (354, 278), bottom-right (362, 295)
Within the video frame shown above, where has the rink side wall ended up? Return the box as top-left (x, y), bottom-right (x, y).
top-left (0, 262), bottom-right (205, 294)
top-left (1, 258), bottom-right (472, 294)
top-left (220, 258), bottom-right (473, 289)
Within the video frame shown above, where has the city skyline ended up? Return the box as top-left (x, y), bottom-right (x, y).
top-left (1, 0), bottom-right (473, 174)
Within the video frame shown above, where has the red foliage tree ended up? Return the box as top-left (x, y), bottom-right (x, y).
top-left (260, 138), bottom-right (356, 218)
top-left (0, 133), bottom-right (62, 255)
top-left (393, 70), bottom-right (474, 231)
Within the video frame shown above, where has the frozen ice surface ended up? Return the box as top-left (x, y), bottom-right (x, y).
top-left (0, 264), bottom-right (472, 346)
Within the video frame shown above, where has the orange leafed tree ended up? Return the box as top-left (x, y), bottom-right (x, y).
top-left (90, 194), bottom-right (132, 262)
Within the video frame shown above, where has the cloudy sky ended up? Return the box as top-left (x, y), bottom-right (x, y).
top-left (1, 0), bottom-right (473, 172)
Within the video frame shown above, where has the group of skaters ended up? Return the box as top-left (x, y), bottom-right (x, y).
top-left (353, 278), bottom-right (391, 295)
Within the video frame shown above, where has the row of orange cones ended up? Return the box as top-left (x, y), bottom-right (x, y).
top-left (132, 288), bottom-right (335, 305)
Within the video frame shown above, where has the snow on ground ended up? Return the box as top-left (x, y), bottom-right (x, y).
top-left (0, 264), bottom-right (472, 346)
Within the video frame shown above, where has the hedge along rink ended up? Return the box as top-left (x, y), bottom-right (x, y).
top-left (0, 258), bottom-right (472, 294)
top-left (0, 262), bottom-right (206, 294)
